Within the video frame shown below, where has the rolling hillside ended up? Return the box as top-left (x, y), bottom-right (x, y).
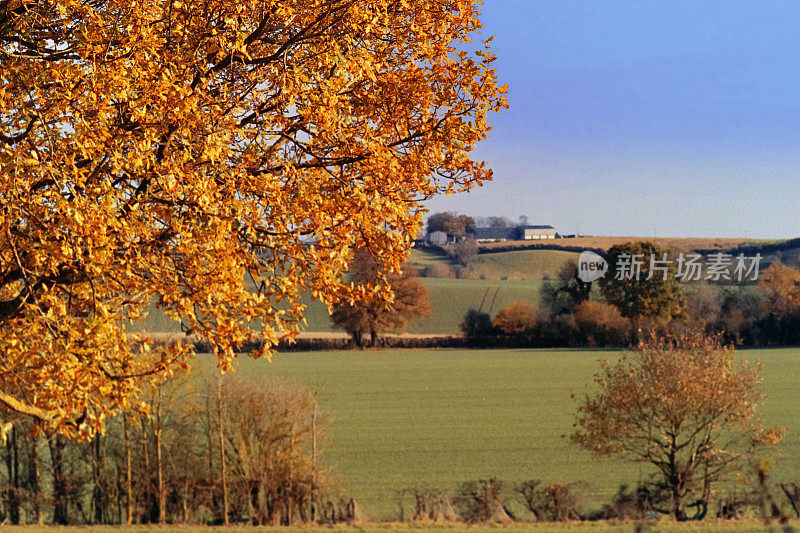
top-left (409, 247), bottom-right (578, 281)
top-left (133, 278), bottom-right (543, 336)
top-left (130, 238), bottom-right (800, 337)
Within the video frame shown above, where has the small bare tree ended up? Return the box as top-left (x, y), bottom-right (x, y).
top-left (572, 333), bottom-right (784, 520)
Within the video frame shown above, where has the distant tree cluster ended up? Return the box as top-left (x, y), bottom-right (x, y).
top-left (460, 241), bottom-right (800, 348)
top-left (425, 212), bottom-right (534, 237)
top-left (426, 212), bottom-right (476, 238)
top-left (685, 261), bottom-right (800, 346)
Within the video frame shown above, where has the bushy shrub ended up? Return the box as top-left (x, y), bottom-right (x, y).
top-left (587, 483), bottom-right (655, 521)
top-left (408, 488), bottom-right (460, 522)
top-left (530, 313), bottom-right (579, 347)
top-left (420, 262), bottom-right (455, 278)
top-left (684, 282), bottom-right (722, 330)
top-left (574, 300), bottom-right (631, 346)
top-left (493, 302), bottom-right (539, 336)
top-left (450, 239), bottom-right (479, 266)
top-left (454, 264), bottom-right (477, 279)
top-left (460, 309), bottom-right (497, 339)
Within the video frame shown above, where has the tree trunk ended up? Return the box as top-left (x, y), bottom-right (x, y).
top-left (49, 435), bottom-right (68, 525)
top-left (154, 423), bottom-right (165, 523)
top-left (247, 479), bottom-right (257, 525)
top-left (123, 414), bottom-right (133, 524)
top-left (140, 416), bottom-right (154, 523)
top-left (92, 434), bottom-right (104, 523)
top-left (311, 402), bottom-right (318, 523)
top-left (115, 463), bottom-right (122, 525)
top-left (217, 375), bottom-right (229, 525)
top-left (27, 432), bottom-right (43, 525)
top-left (4, 426), bottom-right (20, 525)
top-left (204, 393), bottom-right (215, 512)
top-left (182, 479), bottom-right (190, 524)
top-left (351, 330), bottom-right (363, 347)
top-left (672, 480), bottom-right (685, 520)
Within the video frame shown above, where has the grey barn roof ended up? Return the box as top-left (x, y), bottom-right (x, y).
top-left (473, 227), bottom-right (517, 240)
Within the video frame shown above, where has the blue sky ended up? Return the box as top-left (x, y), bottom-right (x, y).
top-left (423, 1), bottom-right (800, 238)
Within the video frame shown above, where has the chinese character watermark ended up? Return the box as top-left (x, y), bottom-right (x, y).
top-left (590, 252), bottom-right (763, 283)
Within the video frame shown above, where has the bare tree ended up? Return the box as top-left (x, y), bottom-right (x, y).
top-left (217, 375), bottom-right (326, 525)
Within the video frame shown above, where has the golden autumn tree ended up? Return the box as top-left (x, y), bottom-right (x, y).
top-left (0, 0), bottom-right (507, 436)
top-left (571, 334), bottom-right (783, 521)
top-left (330, 249), bottom-right (431, 347)
top-left (493, 301), bottom-right (538, 336)
top-left (758, 262), bottom-right (800, 316)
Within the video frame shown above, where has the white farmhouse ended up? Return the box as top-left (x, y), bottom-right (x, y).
top-left (426, 230), bottom-right (448, 245)
top-left (517, 225), bottom-right (557, 239)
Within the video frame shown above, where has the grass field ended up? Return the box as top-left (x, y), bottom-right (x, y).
top-left (263, 278), bottom-right (544, 335)
top-left (465, 250), bottom-right (578, 282)
top-left (133, 278), bottom-right (544, 336)
top-left (193, 347), bottom-right (800, 521)
top-left (409, 248), bottom-right (451, 269)
top-left (409, 248), bottom-right (578, 283)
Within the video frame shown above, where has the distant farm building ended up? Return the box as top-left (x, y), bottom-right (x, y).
top-left (472, 225), bottom-right (557, 243)
top-left (426, 230), bottom-right (449, 245)
top-left (473, 227), bottom-right (517, 242)
top-left (518, 225), bottom-right (557, 240)
top-left (425, 225), bottom-right (558, 244)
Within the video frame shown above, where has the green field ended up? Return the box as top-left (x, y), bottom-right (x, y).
top-left (130, 249), bottom-right (584, 336)
top-left (134, 278), bottom-right (544, 336)
top-left (409, 248), bottom-right (579, 282)
top-left (408, 247), bottom-right (451, 270)
top-left (466, 250), bottom-right (579, 282)
top-left (195, 347), bottom-right (800, 520)
top-left (302, 278), bottom-right (543, 334)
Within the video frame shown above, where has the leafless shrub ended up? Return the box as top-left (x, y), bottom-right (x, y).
top-left (518, 480), bottom-right (584, 522)
top-left (587, 483), bottom-right (657, 521)
top-left (457, 479), bottom-right (512, 523)
top-left (781, 482), bottom-right (800, 518)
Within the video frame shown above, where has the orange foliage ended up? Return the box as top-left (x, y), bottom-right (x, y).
top-left (331, 250), bottom-right (431, 346)
top-left (493, 302), bottom-right (538, 336)
top-left (0, 0), bottom-right (507, 436)
top-left (574, 300), bottom-right (630, 346)
top-left (574, 300), bottom-right (628, 330)
top-left (572, 334), bottom-right (784, 519)
top-left (759, 262), bottom-right (800, 315)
